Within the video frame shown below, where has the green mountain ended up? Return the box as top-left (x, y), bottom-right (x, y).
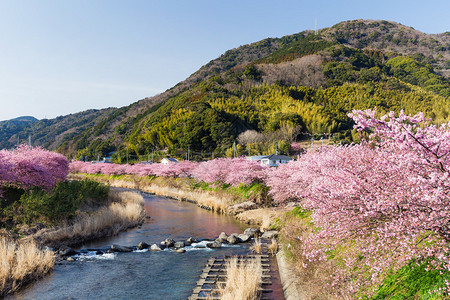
top-left (0, 116), bottom-right (38, 148)
top-left (2, 19), bottom-right (449, 160)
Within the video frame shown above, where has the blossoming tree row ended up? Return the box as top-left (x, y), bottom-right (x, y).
top-left (0, 145), bottom-right (69, 192)
top-left (69, 157), bottom-right (268, 187)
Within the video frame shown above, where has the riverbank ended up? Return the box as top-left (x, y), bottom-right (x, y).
top-left (31, 189), bottom-right (145, 249)
top-left (69, 173), bottom-right (305, 299)
top-left (0, 187), bottom-right (145, 298)
top-left (0, 238), bottom-right (55, 298)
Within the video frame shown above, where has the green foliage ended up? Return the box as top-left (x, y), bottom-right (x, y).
top-left (258, 34), bottom-right (336, 64)
top-left (386, 56), bottom-right (450, 96)
top-left (368, 259), bottom-right (450, 299)
top-left (288, 206), bottom-right (312, 219)
top-left (18, 180), bottom-right (109, 224)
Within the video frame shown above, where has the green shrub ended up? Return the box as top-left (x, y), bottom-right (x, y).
top-left (368, 259), bottom-right (450, 299)
top-left (19, 180), bottom-right (109, 224)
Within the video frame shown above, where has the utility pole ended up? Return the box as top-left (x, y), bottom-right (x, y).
top-left (28, 135), bottom-right (31, 147)
top-left (126, 148), bottom-right (129, 164)
top-left (152, 149), bottom-right (154, 162)
top-left (275, 142), bottom-right (278, 155)
top-left (321, 136), bottom-right (324, 147)
top-left (188, 145), bottom-right (190, 161)
top-left (311, 136), bottom-right (314, 150)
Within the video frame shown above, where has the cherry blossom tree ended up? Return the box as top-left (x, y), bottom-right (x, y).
top-left (0, 145), bottom-right (69, 191)
top-left (265, 110), bottom-right (449, 291)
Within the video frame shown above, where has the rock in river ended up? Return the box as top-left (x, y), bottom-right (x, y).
top-left (244, 227), bottom-right (260, 237)
top-left (227, 235), bottom-right (237, 244)
top-left (165, 239), bottom-right (175, 247)
top-left (207, 241), bottom-right (222, 248)
top-left (110, 244), bottom-right (133, 252)
top-left (59, 246), bottom-right (77, 257)
top-left (237, 234), bottom-right (251, 243)
top-left (150, 244), bottom-right (162, 251)
top-left (261, 230), bottom-right (279, 239)
top-left (137, 242), bottom-right (149, 250)
top-left (174, 241), bottom-right (185, 249)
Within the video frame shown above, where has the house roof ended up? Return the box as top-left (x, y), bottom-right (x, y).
top-left (163, 158), bottom-right (178, 162)
top-left (247, 154), bottom-right (293, 161)
top-left (262, 154), bottom-right (293, 161)
top-left (246, 155), bottom-right (267, 161)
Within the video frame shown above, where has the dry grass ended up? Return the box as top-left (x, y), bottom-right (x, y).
top-left (37, 190), bottom-right (144, 246)
top-left (73, 173), bottom-right (234, 213)
top-left (268, 238), bottom-right (278, 256)
top-left (217, 257), bottom-right (263, 300)
top-left (0, 238), bottom-right (55, 297)
top-left (236, 207), bottom-right (288, 228)
top-left (250, 237), bottom-right (263, 255)
top-left (279, 215), bottom-right (342, 299)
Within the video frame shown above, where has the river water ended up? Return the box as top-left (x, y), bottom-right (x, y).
top-left (10, 192), bottom-right (249, 300)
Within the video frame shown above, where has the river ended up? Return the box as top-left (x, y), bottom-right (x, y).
top-left (10, 192), bottom-right (250, 300)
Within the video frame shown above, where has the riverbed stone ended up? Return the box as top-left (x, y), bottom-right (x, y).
top-left (175, 248), bottom-right (186, 253)
top-left (244, 227), bottom-right (260, 237)
top-left (66, 257), bottom-right (75, 262)
top-left (207, 241), bottom-right (222, 248)
top-left (227, 235), bottom-right (238, 244)
top-left (165, 239), bottom-right (175, 247)
top-left (96, 250), bottom-right (104, 255)
top-left (137, 242), bottom-right (149, 250)
top-left (219, 232), bottom-right (228, 240)
top-left (261, 230), bottom-right (279, 239)
top-left (59, 246), bottom-right (77, 257)
top-left (174, 241), bottom-right (185, 248)
top-left (110, 244), bottom-right (133, 252)
top-left (150, 244), bottom-right (162, 251)
top-left (186, 237), bottom-right (198, 244)
top-left (237, 234), bottom-right (251, 243)
top-left (228, 201), bottom-right (257, 215)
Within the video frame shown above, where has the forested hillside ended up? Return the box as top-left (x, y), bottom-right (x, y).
top-left (2, 19), bottom-right (449, 161)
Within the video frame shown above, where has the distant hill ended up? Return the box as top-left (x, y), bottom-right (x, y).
top-left (0, 116), bottom-right (38, 147)
top-left (1, 19), bottom-right (449, 160)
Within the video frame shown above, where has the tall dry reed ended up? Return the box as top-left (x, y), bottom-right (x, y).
top-left (0, 238), bottom-right (55, 297)
top-left (39, 190), bottom-right (144, 246)
top-left (250, 237), bottom-right (263, 254)
top-left (218, 257), bottom-right (263, 300)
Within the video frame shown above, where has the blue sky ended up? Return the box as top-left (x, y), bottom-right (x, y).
top-left (0, 0), bottom-right (448, 121)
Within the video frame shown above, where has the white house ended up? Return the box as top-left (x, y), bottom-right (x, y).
top-left (247, 154), bottom-right (293, 167)
top-left (161, 158), bottom-right (179, 165)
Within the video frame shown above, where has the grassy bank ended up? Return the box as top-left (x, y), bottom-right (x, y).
top-left (69, 173), bottom-right (269, 213)
top-left (274, 207), bottom-right (450, 299)
top-left (0, 238), bottom-right (55, 297)
top-left (0, 179), bottom-right (145, 297)
top-left (35, 189), bottom-right (145, 248)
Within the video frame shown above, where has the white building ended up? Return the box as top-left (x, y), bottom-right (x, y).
top-left (247, 154), bottom-right (293, 167)
top-left (161, 158), bottom-right (179, 165)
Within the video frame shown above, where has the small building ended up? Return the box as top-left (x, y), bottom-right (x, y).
top-left (161, 158), bottom-right (179, 165)
top-left (246, 155), bottom-right (267, 162)
top-left (260, 154), bottom-right (293, 167)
